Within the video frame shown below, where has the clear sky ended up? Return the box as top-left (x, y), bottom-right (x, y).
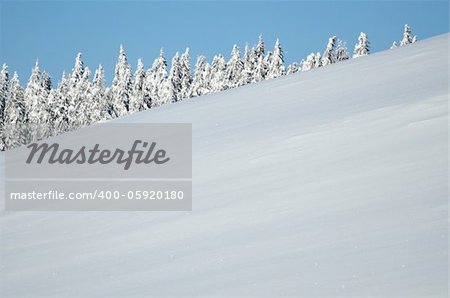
top-left (0, 1), bottom-right (448, 85)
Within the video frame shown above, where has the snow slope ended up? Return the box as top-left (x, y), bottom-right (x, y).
top-left (0, 34), bottom-right (448, 297)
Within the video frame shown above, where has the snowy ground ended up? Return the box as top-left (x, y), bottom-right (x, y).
top-left (0, 34), bottom-right (448, 297)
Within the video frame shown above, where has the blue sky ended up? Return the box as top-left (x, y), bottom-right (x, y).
top-left (0, 1), bottom-right (448, 85)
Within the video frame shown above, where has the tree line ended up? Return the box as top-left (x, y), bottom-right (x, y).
top-left (0, 24), bottom-right (416, 150)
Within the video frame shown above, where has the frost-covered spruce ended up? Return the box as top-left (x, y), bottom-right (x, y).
top-left (209, 55), bottom-right (227, 92)
top-left (255, 35), bottom-right (265, 61)
top-left (390, 41), bottom-right (398, 49)
top-left (241, 44), bottom-right (254, 85)
top-left (190, 55), bottom-right (210, 97)
top-left (267, 39), bottom-right (285, 79)
top-left (179, 48), bottom-right (192, 100)
top-left (65, 53), bottom-right (90, 128)
top-left (263, 51), bottom-right (273, 79)
top-left (253, 36), bottom-right (268, 82)
top-left (314, 52), bottom-right (322, 68)
top-left (49, 72), bottom-right (70, 133)
top-left (3, 72), bottom-right (26, 149)
top-left (226, 44), bottom-right (244, 88)
top-left (335, 39), bottom-right (349, 62)
top-left (24, 60), bottom-right (50, 128)
top-left (84, 65), bottom-right (108, 123)
top-left (75, 67), bottom-right (92, 127)
top-left (169, 52), bottom-right (182, 102)
top-left (110, 45), bottom-right (132, 117)
top-left (4, 73), bottom-right (28, 149)
top-left (129, 59), bottom-right (146, 113)
top-left (0, 64), bottom-right (9, 142)
top-left (286, 62), bottom-right (299, 75)
top-left (353, 32), bottom-right (370, 58)
top-left (400, 24), bottom-right (416, 46)
top-left (322, 36), bottom-right (337, 66)
top-left (301, 53), bottom-right (314, 71)
top-left (150, 48), bottom-right (170, 107)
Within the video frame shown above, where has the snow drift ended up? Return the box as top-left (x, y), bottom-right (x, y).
top-left (0, 33), bottom-right (448, 297)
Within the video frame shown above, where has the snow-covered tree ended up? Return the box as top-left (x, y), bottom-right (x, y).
top-left (267, 39), bottom-right (285, 79)
top-left (209, 55), bottom-right (227, 92)
top-left (226, 44), bottom-right (244, 88)
top-left (129, 59), bottom-right (146, 113)
top-left (241, 44), bottom-right (254, 85)
top-left (353, 32), bottom-right (370, 58)
top-left (400, 24), bottom-right (417, 46)
top-left (253, 35), bottom-right (268, 82)
top-left (335, 40), bottom-right (350, 61)
top-left (3, 72), bottom-right (26, 149)
top-left (168, 52), bottom-right (182, 102)
top-left (0, 64), bottom-right (9, 137)
top-left (179, 48), bottom-right (192, 100)
top-left (190, 55), bottom-right (210, 97)
top-left (110, 45), bottom-right (132, 117)
top-left (286, 62), bottom-right (299, 75)
top-left (74, 67), bottom-right (92, 127)
top-left (24, 60), bottom-right (48, 125)
top-left (301, 54), bottom-right (315, 71)
top-left (159, 77), bottom-right (176, 105)
top-left (322, 36), bottom-right (337, 66)
top-left (64, 53), bottom-right (91, 128)
top-left (90, 65), bottom-right (109, 122)
top-left (390, 41), bottom-right (398, 49)
top-left (263, 51), bottom-right (273, 78)
top-left (314, 52), bottom-right (322, 68)
top-left (49, 72), bottom-right (70, 133)
top-left (150, 48), bottom-right (170, 107)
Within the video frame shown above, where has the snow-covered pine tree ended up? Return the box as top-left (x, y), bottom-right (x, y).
top-left (168, 52), bottom-right (182, 102)
top-left (159, 77), bottom-right (176, 105)
top-left (390, 41), bottom-right (398, 49)
top-left (286, 62), bottom-right (299, 75)
top-left (253, 35), bottom-right (268, 82)
top-left (50, 72), bottom-right (70, 134)
top-left (24, 60), bottom-right (48, 129)
top-left (241, 44), bottom-right (254, 85)
top-left (190, 55), bottom-right (210, 97)
top-left (179, 48), bottom-right (192, 100)
top-left (225, 44), bottom-right (244, 88)
top-left (129, 59), bottom-right (146, 113)
top-left (314, 52), bottom-right (322, 68)
top-left (110, 45), bottom-right (132, 117)
top-left (3, 72), bottom-right (27, 149)
top-left (335, 39), bottom-right (349, 62)
top-left (150, 48), bottom-right (170, 107)
top-left (75, 67), bottom-right (92, 126)
top-left (90, 65), bottom-right (110, 122)
top-left (353, 32), bottom-right (370, 58)
top-left (209, 55), bottom-right (227, 92)
top-left (65, 53), bottom-right (93, 129)
top-left (263, 51), bottom-right (273, 79)
top-left (255, 35), bottom-right (265, 61)
top-left (0, 63), bottom-right (9, 149)
top-left (267, 39), bottom-right (285, 79)
top-left (301, 53), bottom-right (316, 71)
top-left (0, 64), bottom-right (8, 150)
top-left (322, 36), bottom-right (337, 66)
top-left (400, 24), bottom-right (415, 46)
top-left (253, 56), bottom-right (267, 82)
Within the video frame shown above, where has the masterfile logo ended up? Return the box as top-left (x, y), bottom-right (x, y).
top-left (4, 123), bottom-right (192, 211)
top-left (26, 140), bottom-right (171, 170)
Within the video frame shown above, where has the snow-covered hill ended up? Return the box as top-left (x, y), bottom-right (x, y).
top-left (1, 34), bottom-right (448, 297)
